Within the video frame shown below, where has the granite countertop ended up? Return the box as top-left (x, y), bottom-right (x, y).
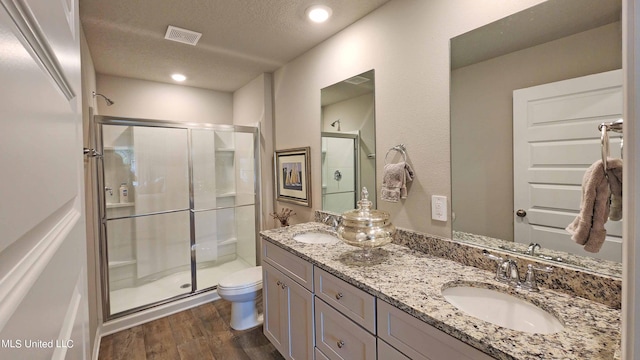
top-left (260, 222), bottom-right (621, 360)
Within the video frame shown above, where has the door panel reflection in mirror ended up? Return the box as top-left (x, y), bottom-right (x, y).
top-left (513, 70), bottom-right (623, 262)
top-left (450, 0), bottom-right (622, 276)
top-left (321, 70), bottom-right (376, 212)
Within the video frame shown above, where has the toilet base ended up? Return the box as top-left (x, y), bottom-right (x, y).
top-left (230, 300), bottom-right (263, 331)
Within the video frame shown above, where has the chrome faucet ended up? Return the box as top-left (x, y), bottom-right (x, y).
top-left (484, 250), bottom-right (553, 291)
top-left (105, 186), bottom-right (113, 196)
top-left (527, 242), bottom-right (541, 256)
top-left (504, 259), bottom-right (521, 287)
top-left (483, 250), bottom-right (521, 287)
top-left (322, 214), bottom-right (341, 231)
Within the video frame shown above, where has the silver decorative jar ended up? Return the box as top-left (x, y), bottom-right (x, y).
top-left (337, 187), bottom-right (396, 256)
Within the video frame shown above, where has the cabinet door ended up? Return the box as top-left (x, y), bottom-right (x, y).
top-left (263, 263), bottom-right (288, 354)
top-left (285, 276), bottom-right (315, 360)
top-left (263, 261), bottom-right (314, 360)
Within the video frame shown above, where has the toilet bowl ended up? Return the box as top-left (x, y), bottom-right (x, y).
top-left (217, 266), bottom-right (263, 330)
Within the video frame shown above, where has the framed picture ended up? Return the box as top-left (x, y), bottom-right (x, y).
top-left (275, 147), bottom-right (311, 207)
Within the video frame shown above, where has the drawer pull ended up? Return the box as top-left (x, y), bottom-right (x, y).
top-left (335, 292), bottom-right (343, 300)
top-left (281, 283), bottom-right (287, 289)
top-left (276, 280), bottom-right (282, 286)
top-left (337, 340), bottom-right (345, 348)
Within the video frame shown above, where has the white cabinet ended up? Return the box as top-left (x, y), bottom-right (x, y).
top-left (377, 300), bottom-right (494, 360)
top-left (315, 298), bottom-right (376, 360)
top-left (314, 267), bottom-right (376, 333)
top-left (262, 239), bottom-right (496, 360)
top-left (378, 339), bottom-right (410, 360)
top-left (262, 248), bottom-right (314, 360)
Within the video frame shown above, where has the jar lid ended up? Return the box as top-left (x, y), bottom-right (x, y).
top-left (341, 187), bottom-right (390, 224)
top-left (338, 187), bottom-right (395, 249)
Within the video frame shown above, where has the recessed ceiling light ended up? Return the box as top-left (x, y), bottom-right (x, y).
top-left (306, 5), bottom-right (332, 23)
top-left (171, 74), bottom-right (186, 82)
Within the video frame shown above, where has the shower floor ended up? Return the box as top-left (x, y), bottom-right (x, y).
top-left (110, 258), bottom-right (254, 315)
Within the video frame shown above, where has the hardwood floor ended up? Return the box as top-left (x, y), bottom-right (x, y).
top-left (98, 299), bottom-right (284, 360)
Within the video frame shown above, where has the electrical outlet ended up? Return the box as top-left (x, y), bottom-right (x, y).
top-left (431, 195), bottom-right (447, 221)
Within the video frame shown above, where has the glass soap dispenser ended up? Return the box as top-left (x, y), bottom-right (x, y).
top-left (337, 187), bottom-right (396, 258)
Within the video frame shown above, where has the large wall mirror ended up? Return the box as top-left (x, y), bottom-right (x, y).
top-left (321, 70), bottom-right (376, 213)
top-left (450, 0), bottom-right (622, 277)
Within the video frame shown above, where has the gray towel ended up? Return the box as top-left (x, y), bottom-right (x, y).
top-left (381, 162), bottom-right (414, 202)
top-left (566, 159), bottom-right (621, 253)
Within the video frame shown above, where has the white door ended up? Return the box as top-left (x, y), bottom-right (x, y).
top-left (0, 1), bottom-right (89, 359)
top-left (513, 70), bottom-right (623, 262)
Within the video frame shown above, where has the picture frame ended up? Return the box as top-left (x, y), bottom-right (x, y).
top-left (274, 147), bottom-right (312, 207)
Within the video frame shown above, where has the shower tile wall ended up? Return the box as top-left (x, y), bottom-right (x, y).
top-left (103, 126), bottom-right (137, 290)
top-left (133, 127), bottom-right (190, 280)
top-left (234, 132), bottom-right (256, 267)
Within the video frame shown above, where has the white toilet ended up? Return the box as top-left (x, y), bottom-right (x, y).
top-left (217, 266), bottom-right (263, 330)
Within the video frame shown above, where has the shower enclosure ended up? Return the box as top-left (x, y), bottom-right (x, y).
top-left (95, 116), bottom-right (260, 319)
top-left (321, 132), bottom-right (359, 213)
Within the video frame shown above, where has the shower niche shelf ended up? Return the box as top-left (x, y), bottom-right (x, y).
top-left (106, 202), bottom-right (135, 209)
top-left (108, 259), bottom-right (137, 269)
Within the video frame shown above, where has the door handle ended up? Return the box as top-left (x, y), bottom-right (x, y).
top-left (516, 209), bottom-right (527, 217)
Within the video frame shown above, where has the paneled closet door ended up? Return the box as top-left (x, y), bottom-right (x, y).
top-left (0, 0), bottom-right (88, 359)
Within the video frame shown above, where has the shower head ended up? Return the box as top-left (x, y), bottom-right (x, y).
top-left (330, 119), bottom-right (341, 131)
top-left (92, 91), bottom-right (115, 106)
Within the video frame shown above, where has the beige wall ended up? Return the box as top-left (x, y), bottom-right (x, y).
top-left (80, 27), bottom-right (101, 356)
top-left (233, 74), bottom-right (276, 232)
top-left (451, 22), bottom-right (622, 241)
top-left (96, 74), bottom-right (233, 123)
top-left (273, 0), bottom-right (545, 234)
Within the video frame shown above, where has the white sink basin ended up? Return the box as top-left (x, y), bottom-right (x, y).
top-left (442, 286), bottom-right (564, 334)
top-left (293, 231), bottom-right (339, 244)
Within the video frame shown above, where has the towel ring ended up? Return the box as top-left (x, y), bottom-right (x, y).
top-left (384, 144), bottom-right (407, 165)
top-left (601, 125), bottom-right (610, 172)
top-left (599, 119), bottom-right (623, 173)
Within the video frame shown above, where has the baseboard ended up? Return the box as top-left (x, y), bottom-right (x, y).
top-left (100, 290), bottom-right (221, 336)
top-left (91, 325), bottom-right (102, 360)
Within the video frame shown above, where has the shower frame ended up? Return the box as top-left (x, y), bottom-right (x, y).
top-left (94, 116), bottom-right (261, 321)
top-left (321, 131), bottom-right (360, 210)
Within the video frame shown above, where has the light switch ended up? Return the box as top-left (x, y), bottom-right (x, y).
top-left (431, 195), bottom-right (447, 221)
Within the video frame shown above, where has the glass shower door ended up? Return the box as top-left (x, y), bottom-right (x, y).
top-left (191, 129), bottom-right (257, 291)
top-left (102, 124), bottom-right (191, 316)
top-left (322, 133), bottom-right (358, 213)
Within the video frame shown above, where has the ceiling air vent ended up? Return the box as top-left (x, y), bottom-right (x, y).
top-left (164, 25), bottom-right (202, 46)
top-left (344, 75), bottom-right (370, 85)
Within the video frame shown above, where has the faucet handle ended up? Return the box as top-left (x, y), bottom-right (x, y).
top-left (483, 250), bottom-right (507, 282)
top-left (522, 264), bottom-right (553, 292)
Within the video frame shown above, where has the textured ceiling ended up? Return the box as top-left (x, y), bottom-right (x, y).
top-left (80, 0), bottom-right (390, 92)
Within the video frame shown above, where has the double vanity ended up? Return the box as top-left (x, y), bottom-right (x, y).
top-left (260, 221), bottom-right (621, 360)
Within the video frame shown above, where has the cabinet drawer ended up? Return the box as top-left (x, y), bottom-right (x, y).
top-left (314, 267), bottom-right (376, 333)
top-left (315, 347), bottom-right (330, 360)
top-left (378, 339), bottom-right (411, 360)
top-left (315, 298), bottom-right (376, 360)
top-left (377, 300), bottom-right (494, 360)
top-left (262, 240), bottom-right (313, 291)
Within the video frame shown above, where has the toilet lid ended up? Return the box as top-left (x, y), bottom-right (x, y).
top-left (219, 266), bottom-right (262, 289)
